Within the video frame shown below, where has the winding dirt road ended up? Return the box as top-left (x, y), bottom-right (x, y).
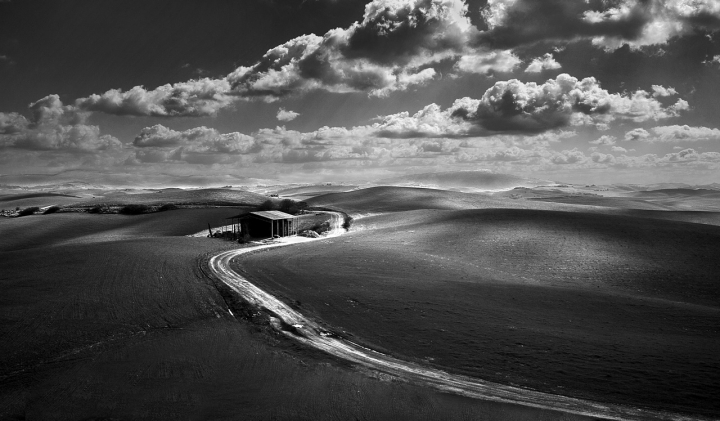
top-left (207, 235), bottom-right (707, 421)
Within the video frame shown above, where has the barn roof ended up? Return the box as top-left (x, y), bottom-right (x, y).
top-left (227, 210), bottom-right (296, 220)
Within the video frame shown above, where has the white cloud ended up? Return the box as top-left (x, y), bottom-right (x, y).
top-left (455, 50), bottom-right (521, 74)
top-left (76, 79), bottom-right (234, 117)
top-left (650, 125), bottom-right (720, 142)
top-left (525, 53), bottom-right (562, 73)
top-left (624, 128), bottom-right (651, 141)
top-left (276, 108), bottom-right (300, 121)
top-left (452, 74), bottom-right (687, 133)
top-left (0, 95), bottom-right (121, 152)
top-left (651, 85), bottom-right (677, 97)
top-left (590, 135), bottom-right (617, 145)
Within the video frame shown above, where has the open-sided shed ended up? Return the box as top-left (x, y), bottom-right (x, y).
top-left (228, 210), bottom-right (298, 239)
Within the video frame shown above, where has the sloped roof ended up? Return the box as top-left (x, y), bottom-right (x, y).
top-left (227, 210), bottom-right (296, 220)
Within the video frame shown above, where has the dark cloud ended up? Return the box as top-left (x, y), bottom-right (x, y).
top-left (340, 0), bottom-right (466, 65)
top-left (475, 0), bottom-right (649, 49)
top-left (475, 0), bottom-right (720, 50)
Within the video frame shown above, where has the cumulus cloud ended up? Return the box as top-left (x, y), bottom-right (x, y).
top-left (659, 148), bottom-right (720, 163)
top-left (451, 74), bottom-right (687, 133)
top-left (476, 0), bottom-right (720, 51)
top-left (525, 53), bottom-right (562, 73)
top-left (454, 50), bottom-right (520, 74)
top-left (226, 0), bottom-right (479, 99)
top-left (650, 125), bottom-right (720, 142)
top-left (590, 135), bottom-right (617, 145)
top-left (0, 95), bottom-right (121, 152)
top-left (622, 125), bottom-right (720, 143)
top-left (76, 78), bottom-right (234, 117)
top-left (277, 108), bottom-right (301, 121)
top-left (651, 85), bottom-right (677, 97)
top-left (73, 0), bottom-right (531, 116)
top-left (550, 148), bottom-right (587, 165)
top-left (132, 124), bottom-right (258, 162)
top-left (624, 128), bottom-right (651, 141)
top-left (315, 73), bottom-right (688, 140)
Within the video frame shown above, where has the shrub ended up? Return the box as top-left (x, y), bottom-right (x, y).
top-left (342, 215), bottom-right (353, 230)
top-left (119, 204), bottom-right (150, 215)
top-left (310, 221), bottom-right (330, 234)
top-left (258, 199), bottom-right (279, 211)
top-left (88, 206), bottom-right (103, 214)
top-left (17, 206), bottom-right (40, 216)
top-left (158, 204), bottom-right (179, 212)
top-left (43, 206), bottom-right (61, 214)
top-left (278, 199), bottom-right (308, 215)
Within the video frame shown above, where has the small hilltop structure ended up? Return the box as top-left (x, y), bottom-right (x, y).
top-left (227, 210), bottom-right (299, 239)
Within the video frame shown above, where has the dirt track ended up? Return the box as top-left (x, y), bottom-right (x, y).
top-left (208, 239), bottom-right (709, 421)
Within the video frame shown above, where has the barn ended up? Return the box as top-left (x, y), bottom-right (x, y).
top-left (227, 210), bottom-right (299, 239)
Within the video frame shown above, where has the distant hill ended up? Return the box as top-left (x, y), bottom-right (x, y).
top-left (72, 188), bottom-right (269, 207)
top-left (374, 171), bottom-right (549, 192)
top-left (631, 188), bottom-right (720, 198)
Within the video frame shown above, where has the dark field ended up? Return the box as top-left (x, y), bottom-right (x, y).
top-left (238, 196), bottom-right (720, 417)
top-left (0, 209), bottom-right (592, 420)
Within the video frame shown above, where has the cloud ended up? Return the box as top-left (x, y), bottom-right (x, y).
top-left (591, 151), bottom-right (616, 164)
top-left (624, 128), bottom-right (651, 141)
top-left (133, 124), bottom-right (258, 154)
top-left (276, 108), bottom-right (301, 121)
top-left (590, 135), bottom-right (617, 145)
top-left (75, 79), bottom-right (234, 117)
top-left (622, 124), bottom-right (720, 143)
top-left (550, 148), bottom-right (587, 165)
top-left (367, 74), bottom-right (688, 139)
top-left (650, 125), bottom-right (720, 142)
top-left (452, 74), bottom-right (687, 133)
top-left (651, 85), bottom-right (677, 97)
top-left (703, 55), bottom-right (720, 64)
top-left (524, 53), bottom-right (562, 73)
top-left (73, 0), bottom-right (522, 116)
top-left (454, 50), bottom-right (520, 74)
top-left (658, 148), bottom-right (720, 163)
top-left (611, 145), bottom-right (629, 153)
top-left (476, 0), bottom-right (720, 50)
top-left (0, 95), bottom-right (121, 152)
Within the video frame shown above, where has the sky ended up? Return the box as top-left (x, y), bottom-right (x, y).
top-left (2, 0), bottom-right (720, 187)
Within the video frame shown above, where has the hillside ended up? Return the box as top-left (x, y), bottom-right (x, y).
top-left (375, 171), bottom-right (549, 192)
top-left (238, 207), bottom-right (720, 417)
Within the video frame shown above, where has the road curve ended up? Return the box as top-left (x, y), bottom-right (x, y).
top-left (207, 239), bottom-right (706, 421)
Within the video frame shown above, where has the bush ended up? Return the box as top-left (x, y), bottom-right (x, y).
top-left (342, 215), bottom-right (353, 230)
top-left (43, 206), bottom-right (61, 214)
top-left (258, 199), bottom-right (279, 211)
top-left (119, 204), bottom-right (150, 215)
top-left (17, 206), bottom-right (40, 216)
top-left (158, 204), bottom-right (178, 212)
top-left (88, 206), bottom-right (103, 214)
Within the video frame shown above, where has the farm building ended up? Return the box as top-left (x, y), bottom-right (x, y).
top-left (227, 210), bottom-right (299, 239)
